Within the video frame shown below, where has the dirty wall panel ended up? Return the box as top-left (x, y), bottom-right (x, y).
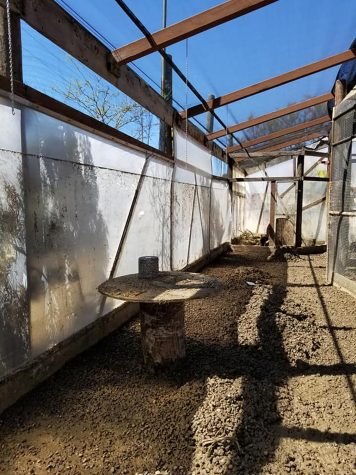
top-left (187, 185), bottom-right (211, 264)
top-left (302, 152), bottom-right (328, 244)
top-left (171, 181), bottom-right (195, 270)
top-left (0, 101), bottom-right (232, 379)
top-left (232, 193), bottom-right (245, 239)
top-left (210, 180), bottom-right (232, 249)
top-left (21, 107), bottom-right (145, 356)
top-left (0, 99), bottom-right (30, 378)
top-left (23, 108), bottom-right (145, 175)
top-left (302, 181), bottom-right (327, 244)
top-left (115, 162), bottom-right (173, 275)
top-left (23, 156), bottom-right (140, 356)
top-left (172, 129), bottom-right (213, 269)
top-left (171, 160), bottom-right (213, 268)
top-left (174, 127), bottom-right (212, 175)
top-left (231, 166), bottom-right (245, 239)
top-left (244, 177), bottom-right (271, 235)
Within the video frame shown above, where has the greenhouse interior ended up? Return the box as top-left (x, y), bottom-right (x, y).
top-left (0, 0), bottom-right (355, 474)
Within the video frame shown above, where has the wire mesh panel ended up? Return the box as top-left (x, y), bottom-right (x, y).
top-left (328, 92), bottom-right (356, 296)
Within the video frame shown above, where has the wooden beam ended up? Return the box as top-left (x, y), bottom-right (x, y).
top-left (231, 149), bottom-right (329, 161)
top-left (181, 50), bottom-right (356, 118)
top-left (227, 115), bottom-right (330, 153)
top-left (231, 176), bottom-right (328, 182)
top-left (232, 150), bottom-right (303, 160)
top-left (260, 132), bottom-right (323, 152)
top-left (111, 0), bottom-right (276, 64)
top-left (0, 74), bottom-right (174, 162)
top-left (303, 176), bottom-right (329, 182)
top-left (207, 93), bottom-right (333, 141)
top-left (206, 93), bottom-right (215, 134)
top-left (295, 155), bottom-right (304, 247)
top-left (302, 196), bottom-right (326, 211)
top-left (0, 0), bottom-right (175, 126)
top-left (232, 177), bottom-right (297, 182)
top-left (159, 53), bottom-right (173, 154)
top-left (268, 180), bottom-right (277, 246)
top-left (334, 79), bottom-right (346, 106)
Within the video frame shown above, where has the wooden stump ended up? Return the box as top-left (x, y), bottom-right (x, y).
top-left (275, 218), bottom-right (294, 246)
top-left (140, 302), bottom-right (185, 367)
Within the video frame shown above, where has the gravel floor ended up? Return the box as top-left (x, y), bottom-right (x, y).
top-left (0, 245), bottom-right (355, 474)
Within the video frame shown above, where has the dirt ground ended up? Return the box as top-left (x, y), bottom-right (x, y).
top-left (0, 245), bottom-right (355, 475)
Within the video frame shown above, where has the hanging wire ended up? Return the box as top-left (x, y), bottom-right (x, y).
top-left (5, 0), bottom-right (15, 115)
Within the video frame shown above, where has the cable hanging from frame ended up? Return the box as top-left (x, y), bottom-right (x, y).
top-left (5, 0), bottom-right (15, 115)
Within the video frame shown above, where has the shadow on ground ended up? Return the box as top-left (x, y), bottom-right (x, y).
top-left (0, 248), bottom-right (355, 475)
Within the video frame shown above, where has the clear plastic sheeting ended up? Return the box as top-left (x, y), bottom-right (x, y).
top-left (0, 99), bottom-right (30, 376)
top-left (244, 178), bottom-right (271, 235)
top-left (210, 180), bottom-right (232, 249)
top-left (172, 127), bottom-right (230, 269)
top-left (302, 151), bottom-right (328, 244)
top-left (0, 96), bottom-right (232, 379)
top-left (231, 167), bottom-right (245, 239)
top-left (238, 152), bottom-right (328, 243)
top-left (174, 126), bottom-right (212, 176)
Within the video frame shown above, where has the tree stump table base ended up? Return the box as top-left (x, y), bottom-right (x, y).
top-left (140, 302), bottom-right (185, 368)
top-left (98, 256), bottom-right (221, 369)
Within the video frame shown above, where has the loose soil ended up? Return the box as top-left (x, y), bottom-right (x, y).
top-left (0, 245), bottom-right (355, 474)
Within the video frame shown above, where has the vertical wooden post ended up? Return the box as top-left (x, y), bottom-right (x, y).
top-left (334, 79), bottom-right (345, 107)
top-left (268, 180), bottom-right (277, 246)
top-left (206, 94), bottom-right (215, 133)
top-left (159, 0), bottom-right (172, 155)
top-left (326, 80), bottom-right (345, 281)
top-left (226, 131), bottom-right (234, 190)
top-left (159, 53), bottom-right (173, 155)
top-left (0, 4), bottom-right (22, 81)
top-left (295, 154), bottom-right (304, 247)
top-left (206, 94), bottom-right (215, 253)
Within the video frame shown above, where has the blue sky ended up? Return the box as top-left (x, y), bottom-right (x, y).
top-left (22, 0), bottom-right (356, 143)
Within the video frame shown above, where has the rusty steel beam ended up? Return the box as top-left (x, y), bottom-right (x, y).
top-left (259, 132), bottom-right (323, 152)
top-left (111, 0), bottom-right (277, 64)
top-left (181, 50), bottom-right (356, 118)
top-left (227, 115), bottom-right (330, 153)
top-left (207, 93), bottom-right (333, 141)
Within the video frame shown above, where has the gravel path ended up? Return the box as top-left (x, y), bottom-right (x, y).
top-left (0, 245), bottom-right (355, 474)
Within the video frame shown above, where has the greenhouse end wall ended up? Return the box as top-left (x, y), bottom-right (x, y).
top-left (239, 154), bottom-right (328, 245)
top-left (0, 94), bottom-right (232, 381)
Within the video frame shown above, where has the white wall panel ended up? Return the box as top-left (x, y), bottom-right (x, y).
top-left (174, 126), bottom-right (212, 176)
top-left (0, 99), bottom-right (232, 379)
top-left (0, 99), bottom-right (29, 377)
